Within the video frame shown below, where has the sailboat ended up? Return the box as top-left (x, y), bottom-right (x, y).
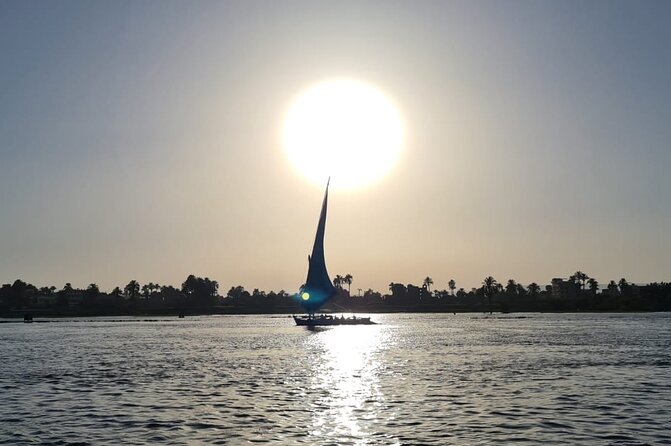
top-left (292, 179), bottom-right (375, 326)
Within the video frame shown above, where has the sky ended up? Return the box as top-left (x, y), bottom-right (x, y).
top-left (1, 0), bottom-right (670, 293)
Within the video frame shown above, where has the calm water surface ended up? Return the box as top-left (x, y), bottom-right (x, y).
top-left (1, 313), bottom-right (669, 445)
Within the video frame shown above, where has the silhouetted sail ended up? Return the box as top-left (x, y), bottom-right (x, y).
top-left (299, 180), bottom-right (336, 313)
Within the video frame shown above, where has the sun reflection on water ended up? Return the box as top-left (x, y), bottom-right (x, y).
top-left (305, 322), bottom-right (391, 443)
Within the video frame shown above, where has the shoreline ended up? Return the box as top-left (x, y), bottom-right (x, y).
top-left (2, 309), bottom-right (669, 320)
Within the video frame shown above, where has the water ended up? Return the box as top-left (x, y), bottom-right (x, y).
top-left (1, 313), bottom-right (669, 445)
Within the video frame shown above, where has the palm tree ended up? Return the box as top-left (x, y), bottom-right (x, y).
top-left (343, 274), bottom-right (353, 294)
top-left (571, 271), bottom-right (589, 290)
top-left (482, 276), bottom-right (497, 314)
top-left (587, 278), bottom-right (599, 294)
top-left (125, 280), bottom-right (140, 300)
top-left (448, 279), bottom-right (456, 296)
top-left (528, 282), bottom-right (540, 296)
top-left (333, 275), bottom-right (344, 289)
top-left (607, 280), bottom-right (619, 294)
top-left (423, 276), bottom-right (434, 292)
top-left (506, 279), bottom-right (517, 295)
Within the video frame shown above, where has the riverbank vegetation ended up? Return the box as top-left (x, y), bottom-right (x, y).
top-left (1, 271), bottom-right (670, 317)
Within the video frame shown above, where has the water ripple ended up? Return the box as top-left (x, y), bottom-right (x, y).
top-left (0, 314), bottom-right (670, 445)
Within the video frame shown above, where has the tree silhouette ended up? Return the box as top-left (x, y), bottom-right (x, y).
top-left (448, 279), bottom-right (456, 296)
top-left (333, 275), bottom-right (344, 289)
top-left (181, 275), bottom-right (219, 304)
top-left (143, 282), bottom-right (159, 299)
top-left (482, 276), bottom-right (498, 314)
top-left (423, 276), bottom-right (434, 292)
top-left (1, 274), bottom-right (670, 315)
top-left (39, 286), bottom-right (54, 295)
top-left (587, 278), bottom-right (599, 294)
top-left (85, 283), bottom-right (100, 298)
top-left (388, 283), bottom-right (407, 302)
top-left (435, 289), bottom-right (450, 299)
top-left (125, 280), bottom-right (140, 300)
top-left (618, 278), bottom-right (629, 295)
top-left (1, 280), bottom-right (36, 308)
top-left (343, 274), bottom-right (353, 294)
top-left (571, 271), bottom-right (589, 290)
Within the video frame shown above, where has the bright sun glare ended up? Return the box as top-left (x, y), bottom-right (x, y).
top-left (283, 78), bottom-right (404, 190)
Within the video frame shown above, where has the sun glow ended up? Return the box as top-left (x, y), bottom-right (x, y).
top-left (283, 79), bottom-right (404, 190)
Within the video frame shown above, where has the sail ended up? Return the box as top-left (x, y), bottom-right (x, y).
top-left (299, 180), bottom-right (337, 313)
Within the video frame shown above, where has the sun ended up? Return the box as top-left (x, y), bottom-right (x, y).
top-left (282, 78), bottom-right (404, 190)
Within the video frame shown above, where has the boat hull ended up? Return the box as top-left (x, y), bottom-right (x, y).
top-left (293, 315), bottom-right (376, 326)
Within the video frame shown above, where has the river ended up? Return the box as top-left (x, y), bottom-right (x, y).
top-left (1, 313), bottom-right (669, 445)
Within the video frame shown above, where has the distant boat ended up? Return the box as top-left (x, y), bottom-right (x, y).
top-left (293, 179), bottom-right (375, 326)
top-left (293, 314), bottom-right (375, 326)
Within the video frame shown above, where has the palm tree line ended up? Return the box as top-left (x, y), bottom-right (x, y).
top-left (2, 270), bottom-right (638, 302)
top-left (3, 269), bottom-right (668, 315)
top-left (333, 274), bottom-right (353, 293)
top-left (388, 270), bottom-right (644, 313)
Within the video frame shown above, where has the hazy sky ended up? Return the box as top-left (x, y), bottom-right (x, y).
top-left (1, 0), bottom-right (670, 293)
